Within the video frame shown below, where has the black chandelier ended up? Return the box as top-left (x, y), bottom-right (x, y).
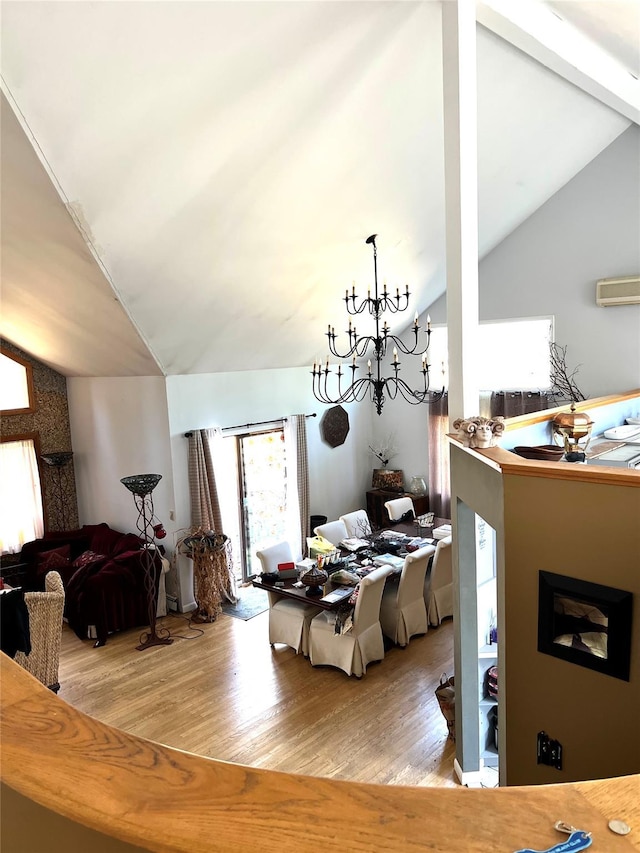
top-left (311, 234), bottom-right (444, 415)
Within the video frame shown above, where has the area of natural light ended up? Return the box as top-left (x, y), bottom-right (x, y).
top-left (0, 353), bottom-right (30, 410)
top-left (428, 317), bottom-right (553, 390)
top-left (0, 439), bottom-right (44, 553)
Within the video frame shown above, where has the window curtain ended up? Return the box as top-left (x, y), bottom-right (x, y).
top-left (284, 415), bottom-right (309, 561)
top-left (186, 428), bottom-right (237, 607)
top-left (489, 391), bottom-right (552, 419)
top-left (187, 429), bottom-right (223, 533)
top-left (427, 392), bottom-right (450, 520)
top-left (0, 439), bottom-right (44, 553)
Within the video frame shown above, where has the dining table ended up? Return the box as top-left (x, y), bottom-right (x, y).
top-left (251, 515), bottom-right (451, 608)
top-left (251, 575), bottom-right (355, 610)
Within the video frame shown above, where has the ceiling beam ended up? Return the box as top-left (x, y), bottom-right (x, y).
top-left (477, 0), bottom-right (640, 125)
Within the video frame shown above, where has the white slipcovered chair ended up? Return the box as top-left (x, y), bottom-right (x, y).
top-left (384, 497), bottom-right (415, 523)
top-left (339, 509), bottom-right (372, 538)
top-left (379, 545), bottom-right (435, 646)
top-left (256, 542), bottom-right (321, 656)
top-left (14, 570), bottom-right (65, 692)
top-left (313, 519), bottom-right (348, 547)
top-left (309, 565), bottom-right (393, 677)
top-left (424, 536), bottom-right (453, 626)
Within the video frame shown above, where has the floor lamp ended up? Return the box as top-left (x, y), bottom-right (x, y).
top-left (120, 473), bottom-right (173, 652)
top-left (41, 451), bottom-right (74, 530)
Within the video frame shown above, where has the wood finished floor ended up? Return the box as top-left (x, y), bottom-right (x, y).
top-left (57, 599), bottom-right (458, 788)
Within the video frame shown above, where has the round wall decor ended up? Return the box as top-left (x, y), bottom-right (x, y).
top-left (320, 405), bottom-right (350, 448)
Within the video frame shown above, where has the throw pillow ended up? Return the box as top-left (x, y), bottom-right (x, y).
top-left (37, 545), bottom-right (71, 573)
top-left (111, 533), bottom-right (143, 556)
top-left (72, 550), bottom-right (107, 570)
top-left (82, 523), bottom-right (122, 556)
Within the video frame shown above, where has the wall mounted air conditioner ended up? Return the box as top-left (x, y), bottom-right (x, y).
top-left (596, 275), bottom-right (640, 307)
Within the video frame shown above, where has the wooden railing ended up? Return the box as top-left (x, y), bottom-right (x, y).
top-left (1, 656), bottom-right (638, 852)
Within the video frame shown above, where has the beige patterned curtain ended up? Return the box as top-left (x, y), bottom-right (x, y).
top-left (427, 392), bottom-right (450, 519)
top-left (284, 415), bottom-right (309, 559)
top-left (187, 429), bottom-right (223, 532)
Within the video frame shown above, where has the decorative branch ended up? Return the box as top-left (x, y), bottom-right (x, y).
top-left (368, 434), bottom-right (397, 468)
top-left (549, 342), bottom-right (586, 403)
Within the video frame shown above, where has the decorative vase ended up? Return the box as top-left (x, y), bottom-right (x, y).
top-left (409, 476), bottom-right (427, 496)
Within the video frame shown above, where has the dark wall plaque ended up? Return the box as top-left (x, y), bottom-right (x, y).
top-left (320, 405), bottom-right (350, 448)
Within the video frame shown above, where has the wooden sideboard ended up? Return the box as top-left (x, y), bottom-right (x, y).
top-left (366, 489), bottom-right (429, 529)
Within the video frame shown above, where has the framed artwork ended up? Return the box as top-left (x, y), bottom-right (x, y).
top-left (538, 571), bottom-right (632, 681)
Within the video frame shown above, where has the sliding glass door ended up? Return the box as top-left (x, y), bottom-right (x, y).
top-left (218, 429), bottom-right (288, 582)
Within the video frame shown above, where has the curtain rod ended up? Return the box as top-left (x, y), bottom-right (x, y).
top-left (184, 412), bottom-right (316, 438)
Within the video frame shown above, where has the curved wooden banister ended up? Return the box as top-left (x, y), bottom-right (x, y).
top-left (1, 656), bottom-right (638, 852)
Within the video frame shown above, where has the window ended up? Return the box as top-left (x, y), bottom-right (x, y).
top-left (0, 350), bottom-right (35, 414)
top-left (0, 436), bottom-right (45, 554)
top-left (428, 317), bottom-right (553, 390)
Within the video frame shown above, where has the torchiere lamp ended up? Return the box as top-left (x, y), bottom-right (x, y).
top-left (41, 451), bottom-right (74, 529)
top-left (120, 473), bottom-right (173, 651)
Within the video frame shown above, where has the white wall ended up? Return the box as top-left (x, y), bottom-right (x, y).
top-left (165, 366), bottom-right (373, 530)
top-left (428, 125), bottom-right (640, 393)
top-left (67, 377), bottom-right (174, 534)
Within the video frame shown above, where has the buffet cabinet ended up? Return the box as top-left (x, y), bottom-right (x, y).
top-left (366, 490), bottom-right (429, 530)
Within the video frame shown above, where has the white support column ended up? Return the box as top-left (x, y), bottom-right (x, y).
top-left (442, 0), bottom-right (480, 424)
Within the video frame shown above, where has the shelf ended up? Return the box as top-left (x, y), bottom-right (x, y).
top-left (481, 746), bottom-right (499, 768)
top-left (479, 696), bottom-right (498, 707)
top-left (478, 644), bottom-right (498, 658)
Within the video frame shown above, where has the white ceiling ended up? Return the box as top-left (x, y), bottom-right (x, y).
top-left (1, 0), bottom-right (638, 378)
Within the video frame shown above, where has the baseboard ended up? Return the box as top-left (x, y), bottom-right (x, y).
top-left (454, 758), bottom-right (499, 788)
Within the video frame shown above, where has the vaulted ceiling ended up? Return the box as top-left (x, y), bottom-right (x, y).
top-left (1, 1), bottom-right (638, 378)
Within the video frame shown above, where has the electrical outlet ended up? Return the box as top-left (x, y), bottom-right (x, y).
top-left (537, 731), bottom-right (563, 770)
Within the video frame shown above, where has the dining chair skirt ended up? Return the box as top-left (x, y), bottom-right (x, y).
top-left (269, 597), bottom-right (322, 655)
top-left (379, 545), bottom-right (434, 646)
top-left (424, 536), bottom-right (453, 626)
top-left (309, 566), bottom-right (392, 677)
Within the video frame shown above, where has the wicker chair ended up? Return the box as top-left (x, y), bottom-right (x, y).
top-left (14, 571), bottom-right (65, 692)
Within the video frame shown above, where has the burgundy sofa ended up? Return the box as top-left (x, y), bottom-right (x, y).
top-left (18, 523), bottom-right (163, 647)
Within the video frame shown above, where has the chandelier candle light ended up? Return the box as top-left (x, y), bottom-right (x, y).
top-left (311, 234), bottom-right (444, 415)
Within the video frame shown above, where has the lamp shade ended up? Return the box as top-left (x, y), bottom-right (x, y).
top-left (41, 451), bottom-right (73, 467)
top-left (120, 474), bottom-right (162, 497)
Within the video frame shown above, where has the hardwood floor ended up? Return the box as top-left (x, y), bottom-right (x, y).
top-left (57, 599), bottom-right (458, 788)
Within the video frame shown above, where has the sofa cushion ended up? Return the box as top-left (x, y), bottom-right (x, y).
top-left (112, 533), bottom-right (143, 556)
top-left (37, 545), bottom-right (71, 573)
top-left (35, 545), bottom-right (76, 588)
top-left (81, 524), bottom-right (120, 556)
top-left (72, 550), bottom-right (107, 570)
